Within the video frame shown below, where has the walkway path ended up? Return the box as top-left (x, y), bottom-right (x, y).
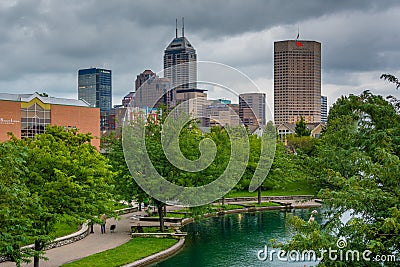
top-left (0, 212), bottom-right (136, 267)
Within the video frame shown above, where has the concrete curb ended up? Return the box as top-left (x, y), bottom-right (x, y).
top-left (121, 238), bottom-right (185, 267)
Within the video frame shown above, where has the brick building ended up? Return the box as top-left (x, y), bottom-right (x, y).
top-left (0, 93), bottom-right (100, 148)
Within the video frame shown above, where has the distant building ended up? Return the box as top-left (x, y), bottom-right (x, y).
top-left (274, 40), bottom-right (321, 124)
top-left (218, 98), bottom-right (231, 105)
top-left (135, 70), bottom-right (156, 91)
top-left (78, 68), bottom-right (112, 130)
top-left (321, 95), bottom-right (328, 123)
top-left (0, 93), bottom-right (100, 148)
top-left (239, 93), bottom-right (266, 129)
top-left (122, 92), bottom-right (135, 107)
top-left (164, 19), bottom-right (197, 95)
top-left (133, 72), bottom-right (171, 109)
top-left (174, 89), bottom-right (207, 122)
top-left (277, 122), bottom-right (324, 140)
top-left (204, 103), bottom-right (239, 127)
top-left (164, 18), bottom-right (204, 111)
top-left (163, 18), bottom-right (206, 119)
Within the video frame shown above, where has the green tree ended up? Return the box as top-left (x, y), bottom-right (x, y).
top-left (101, 133), bottom-right (145, 207)
top-left (282, 91), bottom-right (400, 266)
top-left (10, 126), bottom-right (115, 267)
top-left (380, 73), bottom-right (400, 89)
top-left (295, 115), bottom-right (311, 137)
top-left (0, 141), bottom-right (37, 266)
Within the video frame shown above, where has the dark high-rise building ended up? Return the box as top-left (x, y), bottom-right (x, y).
top-left (164, 18), bottom-right (198, 106)
top-left (163, 18), bottom-right (206, 121)
top-left (321, 95), bottom-right (328, 123)
top-left (274, 40), bottom-right (321, 125)
top-left (78, 68), bottom-right (112, 130)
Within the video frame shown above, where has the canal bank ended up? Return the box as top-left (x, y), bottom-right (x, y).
top-left (152, 208), bottom-right (321, 266)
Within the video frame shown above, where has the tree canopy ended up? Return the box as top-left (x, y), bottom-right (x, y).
top-left (281, 91), bottom-right (400, 266)
top-left (1, 126), bottom-right (115, 267)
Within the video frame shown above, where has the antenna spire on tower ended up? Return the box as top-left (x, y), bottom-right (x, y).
top-left (296, 25), bottom-right (300, 40)
top-left (175, 18), bottom-right (178, 38)
top-left (182, 17), bottom-right (184, 37)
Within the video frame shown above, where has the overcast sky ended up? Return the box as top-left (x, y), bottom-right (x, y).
top-left (0, 0), bottom-right (399, 111)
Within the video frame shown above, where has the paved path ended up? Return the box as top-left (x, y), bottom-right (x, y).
top-left (0, 213), bottom-right (135, 267)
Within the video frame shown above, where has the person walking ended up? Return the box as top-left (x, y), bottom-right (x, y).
top-left (100, 213), bottom-right (107, 234)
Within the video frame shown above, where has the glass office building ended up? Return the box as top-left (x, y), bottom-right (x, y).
top-left (78, 68), bottom-right (112, 130)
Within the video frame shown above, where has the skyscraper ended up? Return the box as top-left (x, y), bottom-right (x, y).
top-left (239, 93), bottom-right (266, 128)
top-left (78, 68), bottom-right (112, 130)
top-left (274, 40), bottom-right (321, 125)
top-left (164, 18), bottom-right (199, 106)
top-left (321, 95), bottom-right (328, 123)
top-left (163, 18), bottom-right (206, 121)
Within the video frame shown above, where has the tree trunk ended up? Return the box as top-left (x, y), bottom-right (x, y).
top-left (157, 203), bottom-right (165, 232)
top-left (34, 240), bottom-right (41, 267)
top-left (258, 186), bottom-right (262, 204)
top-left (163, 205), bottom-right (167, 216)
top-left (222, 196), bottom-right (225, 206)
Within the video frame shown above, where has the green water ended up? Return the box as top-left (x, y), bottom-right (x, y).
top-left (153, 209), bottom-right (317, 267)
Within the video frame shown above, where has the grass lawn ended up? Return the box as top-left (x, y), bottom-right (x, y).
top-left (52, 221), bottom-right (80, 238)
top-left (151, 213), bottom-right (186, 218)
top-left (140, 227), bottom-right (176, 233)
top-left (226, 179), bottom-right (318, 198)
top-left (62, 238), bottom-right (177, 267)
top-left (113, 202), bottom-right (130, 210)
top-left (219, 204), bottom-right (247, 210)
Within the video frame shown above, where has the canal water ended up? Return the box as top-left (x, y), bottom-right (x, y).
top-left (153, 209), bottom-right (318, 267)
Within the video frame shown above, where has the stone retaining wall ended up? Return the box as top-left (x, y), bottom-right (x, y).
top-left (217, 195), bottom-right (314, 203)
top-left (0, 223), bottom-right (90, 263)
top-left (116, 207), bottom-right (138, 215)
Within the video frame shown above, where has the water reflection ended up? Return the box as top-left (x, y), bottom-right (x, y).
top-left (153, 209), bottom-right (318, 267)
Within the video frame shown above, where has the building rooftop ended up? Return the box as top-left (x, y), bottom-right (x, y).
top-left (165, 36), bottom-right (195, 51)
top-left (0, 93), bottom-right (91, 107)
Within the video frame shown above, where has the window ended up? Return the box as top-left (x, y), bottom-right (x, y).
top-left (21, 103), bottom-right (51, 139)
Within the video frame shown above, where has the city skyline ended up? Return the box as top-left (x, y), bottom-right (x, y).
top-left (0, 1), bottom-right (399, 113)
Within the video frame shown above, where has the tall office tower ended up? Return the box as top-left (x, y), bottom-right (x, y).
top-left (135, 69), bottom-right (156, 91)
top-left (164, 18), bottom-right (199, 107)
top-left (274, 40), bottom-right (321, 125)
top-left (239, 93), bottom-right (266, 129)
top-left (321, 95), bottom-right (328, 123)
top-left (78, 68), bottom-right (112, 130)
